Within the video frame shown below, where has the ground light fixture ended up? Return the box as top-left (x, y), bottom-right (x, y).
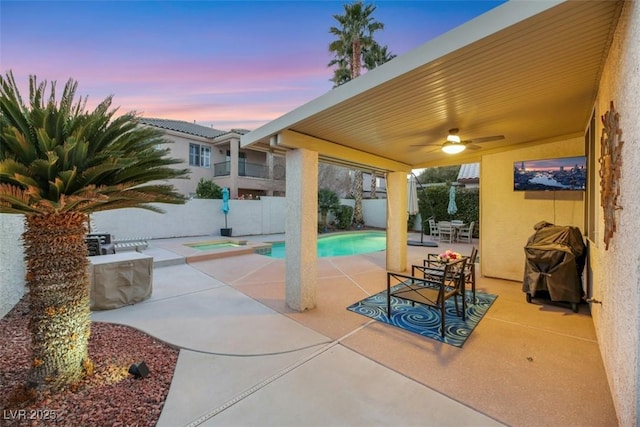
top-left (129, 361), bottom-right (150, 379)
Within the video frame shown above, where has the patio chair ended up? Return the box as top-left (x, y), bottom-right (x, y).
top-left (427, 218), bottom-right (439, 240)
top-left (438, 221), bottom-right (454, 243)
top-left (464, 247), bottom-right (478, 303)
top-left (388, 257), bottom-right (467, 337)
top-left (457, 221), bottom-right (475, 244)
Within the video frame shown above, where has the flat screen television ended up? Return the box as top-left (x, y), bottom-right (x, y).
top-left (514, 156), bottom-right (586, 191)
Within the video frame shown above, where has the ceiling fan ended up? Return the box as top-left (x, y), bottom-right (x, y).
top-left (412, 128), bottom-right (505, 154)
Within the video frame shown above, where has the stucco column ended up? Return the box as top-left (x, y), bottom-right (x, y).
top-left (285, 148), bottom-right (318, 311)
top-left (266, 151), bottom-right (274, 196)
top-left (386, 171), bottom-right (407, 272)
top-left (229, 138), bottom-right (239, 198)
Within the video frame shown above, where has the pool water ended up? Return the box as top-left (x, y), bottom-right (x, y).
top-left (264, 231), bottom-right (386, 258)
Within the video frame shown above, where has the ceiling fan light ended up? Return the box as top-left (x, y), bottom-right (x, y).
top-left (442, 142), bottom-right (466, 154)
top-left (446, 134), bottom-right (461, 143)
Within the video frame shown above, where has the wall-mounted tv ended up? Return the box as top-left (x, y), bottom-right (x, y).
top-left (514, 156), bottom-right (586, 191)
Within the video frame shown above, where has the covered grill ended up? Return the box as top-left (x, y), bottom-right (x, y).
top-left (522, 221), bottom-right (586, 312)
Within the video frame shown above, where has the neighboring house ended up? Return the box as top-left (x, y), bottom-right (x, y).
top-left (456, 163), bottom-right (479, 188)
top-left (140, 118), bottom-right (285, 198)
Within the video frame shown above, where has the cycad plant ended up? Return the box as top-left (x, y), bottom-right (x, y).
top-left (0, 71), bottom-right (189, 392)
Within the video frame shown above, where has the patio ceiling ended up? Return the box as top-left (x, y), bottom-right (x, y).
top-left (242, 1), bottom-right (623, 172)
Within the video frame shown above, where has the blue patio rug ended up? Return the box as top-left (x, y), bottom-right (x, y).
top-left (347, 284), bottom-right (498, 348)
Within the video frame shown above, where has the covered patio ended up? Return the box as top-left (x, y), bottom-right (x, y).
top-left (241, 0), bottom-right (639, 424)
top-left (241, 0), bottom-right (622, 307)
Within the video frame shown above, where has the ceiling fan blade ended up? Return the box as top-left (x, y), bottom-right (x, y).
top-left (466, 144), bottom-right (482, 150)
top-left (466, 135), bottom-right (505, 144)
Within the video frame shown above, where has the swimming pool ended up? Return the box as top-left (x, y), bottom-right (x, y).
top-left (262, 231), bottom-right (386, 258)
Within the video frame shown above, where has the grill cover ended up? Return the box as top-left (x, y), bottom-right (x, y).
top-left (522, 221), bottom-right (586, 303)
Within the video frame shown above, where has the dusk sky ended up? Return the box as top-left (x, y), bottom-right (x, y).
top-left (2, 1), bottom-right (505, 131)
top-left (521, 157), bottom-right (587, 172)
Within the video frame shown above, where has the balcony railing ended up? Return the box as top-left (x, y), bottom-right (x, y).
top-left (213, 161), bottom-right (230, 176)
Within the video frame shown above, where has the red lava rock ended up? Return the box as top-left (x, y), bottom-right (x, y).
top-left (0, 297), bottom-right (178, 427)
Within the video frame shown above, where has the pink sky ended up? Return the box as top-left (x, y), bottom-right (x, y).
top-left (1, 1), bottom-right (505, 131)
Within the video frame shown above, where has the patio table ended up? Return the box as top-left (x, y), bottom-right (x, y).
top-left (450, 222), bottom-right (466, 242)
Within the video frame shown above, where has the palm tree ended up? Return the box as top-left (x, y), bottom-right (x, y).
top-left (363, 42), bottom-right (396, 70)
top-left (364, 43), bottom-right (396, 199)
top-left (328, 1), bottom-right (392, 226)
top-left (0, 71), bottom-right (189, 392)
top-left (328, 56), bottom-right (352, 89)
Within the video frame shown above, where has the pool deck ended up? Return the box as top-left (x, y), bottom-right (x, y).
top-left (93, 231), bottom-right (616, 426)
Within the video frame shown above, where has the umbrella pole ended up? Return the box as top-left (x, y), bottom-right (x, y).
top-left (411, 172), bottom-right (431, 245)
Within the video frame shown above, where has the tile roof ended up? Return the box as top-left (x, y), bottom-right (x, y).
top-left (140, 118), bottom-right (226, 139)
top-left (457, 163), bottom-right (480, 183)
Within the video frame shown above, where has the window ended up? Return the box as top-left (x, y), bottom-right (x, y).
top-left (189, 143), bottom-right (211, 168)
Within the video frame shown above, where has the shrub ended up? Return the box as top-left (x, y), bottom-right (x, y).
top-left (318, 188), bottom-right (341, 227)
top-left (196, 178), bottom-right (223, 199)
top-left (417, 185), bottom-right (479, 237)
top-left (334, 205), bottom-right (354, 230)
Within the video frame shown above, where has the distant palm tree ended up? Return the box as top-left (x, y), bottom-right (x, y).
top-left (328, 57), bottom-right (352, 89)
top-left (328, 1), bottom-right (393, 224)
top-left (363, 42), bottom-right (396, 70)
top-left (0, 71), bottom-right (189, 392)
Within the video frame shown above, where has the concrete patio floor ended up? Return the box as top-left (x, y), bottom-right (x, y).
top-left (92, 232), bottom-right (617, 426)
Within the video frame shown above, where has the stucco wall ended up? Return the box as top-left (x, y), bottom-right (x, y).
top-left (363, 199), bottom-right (387, 229)
top-left (0, 214), bottom-right (25, 318)
top-left (0, 196), bottom-right (391, 318)
top-left (337, 198), bottom-right (393, 230)
top-left (91, 197), bottom-right (287, 240)
top-left (591, 2), bottom-right (640, 425)
top-left (480, 138), bottom-right (585, 281)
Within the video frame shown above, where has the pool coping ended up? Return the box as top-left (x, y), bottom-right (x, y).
top-left (183, 238), bottom-right (272, 263)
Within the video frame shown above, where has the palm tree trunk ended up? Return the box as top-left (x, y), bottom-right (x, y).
top-left (350, 38), bottom-right (364, 226)
top-left (353, 170), bottom-right (364, 226)
top-left (23, 212), bottom-right (92, 391)
top-left (370, 172), bottom-right (377, 199)
top-left (351, 40), bottom-right (362, 79)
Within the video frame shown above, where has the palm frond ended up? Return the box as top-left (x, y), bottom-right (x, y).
top-left (0, 183), bottom-right (45, 214)
top-left (0, 71), bottom-right (189, 216)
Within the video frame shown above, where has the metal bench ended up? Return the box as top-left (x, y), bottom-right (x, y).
top-left (114, 238), bottom-right (150, 252)
top-left (87, 233), bottom-right (116, 255)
